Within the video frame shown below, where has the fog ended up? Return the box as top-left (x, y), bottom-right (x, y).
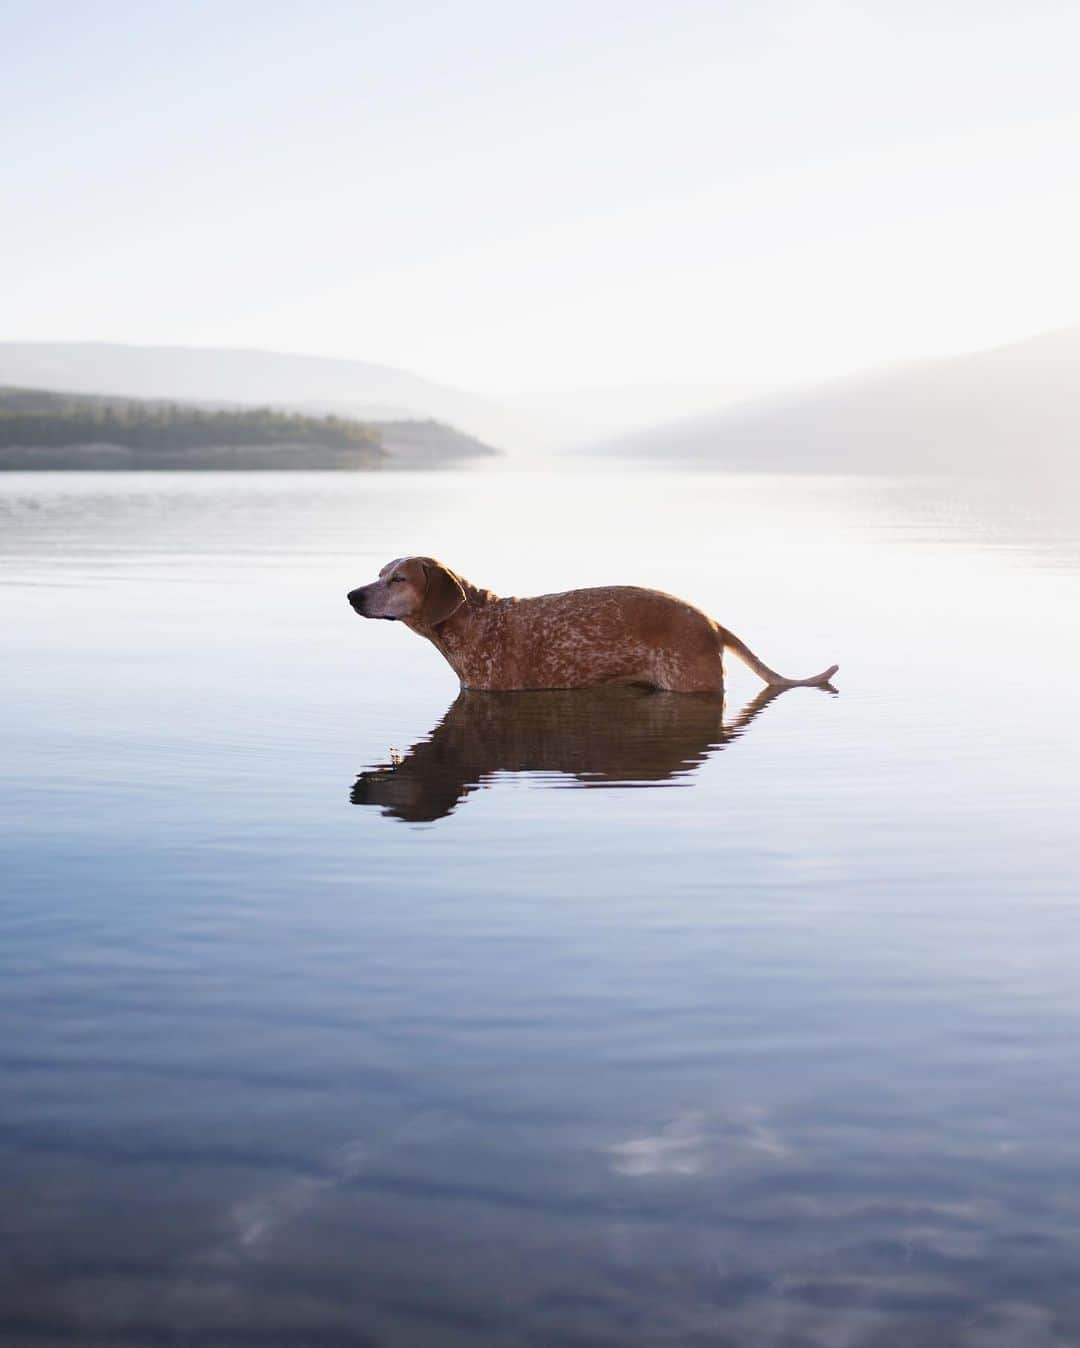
top-left (588, 325), bottom-right (1080, 479)
top-left (3, 2), bottom-right (1079, 464)
top-left (3, 326), bottom-right (1078, 477)
top-left (5, 2), bottom-right (1080, 407)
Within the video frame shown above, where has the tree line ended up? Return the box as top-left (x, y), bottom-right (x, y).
top-left (0, 389), bottom-right (383, 456)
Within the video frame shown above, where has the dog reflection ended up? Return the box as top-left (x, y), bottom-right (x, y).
top-left (351, 684), bottom-right (794, 822)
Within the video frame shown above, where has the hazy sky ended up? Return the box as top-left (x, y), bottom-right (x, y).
top-left (3, 0), bottom-right (1079, 395)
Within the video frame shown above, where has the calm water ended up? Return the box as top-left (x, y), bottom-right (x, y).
top-left (2, 467), bottom-right (1079, 1347)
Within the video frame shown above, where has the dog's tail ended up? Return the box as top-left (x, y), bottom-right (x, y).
top-left (722, 629), bottom-right (838, 689)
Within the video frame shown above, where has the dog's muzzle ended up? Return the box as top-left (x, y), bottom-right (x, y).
top-left (347, 587), bottom-right (398, 619)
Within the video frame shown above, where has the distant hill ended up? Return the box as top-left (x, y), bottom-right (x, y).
top-left (0, 386), bottom-right (497, 469)
top-left (0, 342), bottom-right (523, 451)
top-left (589, 326), bottom-right (1080, 478)
top-left (373, 419), bottom-right (497, 464)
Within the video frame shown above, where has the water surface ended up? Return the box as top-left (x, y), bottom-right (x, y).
top-left (2, 468), bottom-right (1079, 1346)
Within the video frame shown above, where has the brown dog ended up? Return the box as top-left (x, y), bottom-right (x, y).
top-left (346, 556), bottom-right (838, 694)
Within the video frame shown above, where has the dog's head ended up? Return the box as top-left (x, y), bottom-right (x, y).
top-left (347, 557), bottom-right (466, 628)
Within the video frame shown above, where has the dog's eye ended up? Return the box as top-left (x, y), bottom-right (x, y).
top-left (388, 576), bottom-right (406, 584)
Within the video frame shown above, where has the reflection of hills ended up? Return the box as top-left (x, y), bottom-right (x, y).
top-left (352, 685), bottom-right (792, 823)
top-left (852, 473), bottom-right (1080, 569)
top-left (591, 325), bottom-right (1080, 481)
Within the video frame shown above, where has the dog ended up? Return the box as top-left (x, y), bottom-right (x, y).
top-left (347, 556), bottom-right (837, 694)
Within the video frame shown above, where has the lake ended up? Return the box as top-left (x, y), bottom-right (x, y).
top-left (2, 465), bottom-right (1079, 1347)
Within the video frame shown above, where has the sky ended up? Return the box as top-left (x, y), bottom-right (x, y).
top-left (3, 0), bottom-right (1080, 397)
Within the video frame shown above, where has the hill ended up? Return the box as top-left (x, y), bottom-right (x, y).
top-left (0, 386), bottom-right (496, 470)
top-left (589, 326), bottom-right (1080, 478)
top-left (0, 342), bottom-right (522, 451)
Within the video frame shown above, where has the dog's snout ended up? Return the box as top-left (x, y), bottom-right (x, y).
top-left (347, 587), bottom-right (366, 611)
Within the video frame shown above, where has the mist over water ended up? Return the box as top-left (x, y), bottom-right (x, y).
top-left (2, 467), bottom-right (1080, 1346)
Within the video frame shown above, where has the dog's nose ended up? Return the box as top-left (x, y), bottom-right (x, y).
top-left (347, 587), bottom-right (365, 610)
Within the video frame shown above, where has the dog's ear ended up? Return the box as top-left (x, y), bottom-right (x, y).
top-left (419, 560), bottom-right (466, 627)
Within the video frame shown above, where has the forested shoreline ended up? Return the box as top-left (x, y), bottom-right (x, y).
top-left (0, 386), bottom-right (500, 468)
top-left (0, 387), bottom-right (383, 461)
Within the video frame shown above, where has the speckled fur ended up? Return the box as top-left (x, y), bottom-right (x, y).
top-left (346, 557), bottom-right (838, 693)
